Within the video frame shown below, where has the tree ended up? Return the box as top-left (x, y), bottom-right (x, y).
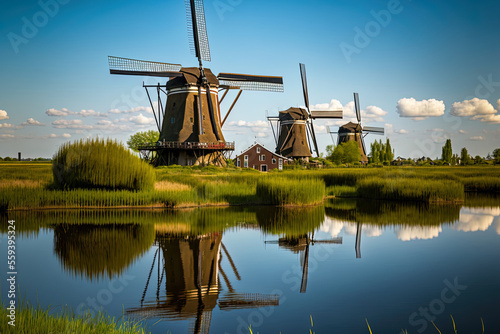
top-left (385, 138), bottom-right (394, 162)
top-left (343, 140), bottom-right (361, 164)
top-left (460, 147), bottom-right (470, 165)
top-left (441, 139), bottom-right (452, 164)
top-left (127, 130), bottom-right (160, 152)
top-left (493, 148), bottom-right (500, 164)
top-left (330, 144), bottom-right (344, 165)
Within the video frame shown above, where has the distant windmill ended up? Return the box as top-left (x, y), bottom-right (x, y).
top-left (328, 93), bottom-right (384, 163)
top-left (268, 63), bottom-right (343, 160)
top-left (109, 0), bottom-right (284, 166)
top-left (265, 233), bottom-right (342, 293)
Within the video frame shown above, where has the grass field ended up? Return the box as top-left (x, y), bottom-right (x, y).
top-left (1, 162), bottom-right (499, 210)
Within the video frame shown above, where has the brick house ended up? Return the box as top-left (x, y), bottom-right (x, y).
top-left (234, 143), bottom-right (291, 172)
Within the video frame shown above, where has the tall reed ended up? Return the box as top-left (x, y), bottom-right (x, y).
top-left (52, 138), bottom-right (155, 191)
top-left (256, 177), bottom-right (325, 206)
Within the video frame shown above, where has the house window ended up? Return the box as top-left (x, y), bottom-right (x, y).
top-left (257, 147), bottom-right (261, 153)
top-left (244, 155), bottom-right (248, 168)
top-left (237, 159), bottom-right (240, 167)
top-left (261, 165), bottom-right (268, 172)
top-left (272, 158), bottom-right (277, 164)
top-left (261, 155), bottom-right (266, 161)
top-left (244, 155), bottom-right (248, 161)
top-left (279, 158), bottom-right (283, 170)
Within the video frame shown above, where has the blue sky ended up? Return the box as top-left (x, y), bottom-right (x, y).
top-left (1, 0), bottom-right (499, 159)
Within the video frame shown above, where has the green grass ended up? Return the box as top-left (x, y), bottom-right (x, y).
top-left (0, 300), bottom-right (149, 334)
top-left (1, 164), bottom-right (499, 210)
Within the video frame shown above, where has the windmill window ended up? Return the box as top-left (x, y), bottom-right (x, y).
top-left (173, 102), bottom-right (176, 107)
top-left (190, 117), bottom-right (193, 123)
top-left (203, 115), bottom-right (205, 120)
top-left (171, 117), bottom-right (175, 124)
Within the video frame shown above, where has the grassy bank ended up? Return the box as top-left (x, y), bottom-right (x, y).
top-left (0, 301), bottom-right (149, 334)
top-left (1, 163), bottom-right (499, 210)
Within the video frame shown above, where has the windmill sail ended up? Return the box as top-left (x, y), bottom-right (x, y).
top-left (354, 92), bottom-right (361, 123)
top-left (363, 126), bottom-right (385, 134)
top-left (218, 73), bottom-right (284, 92)
top-left (186, 0), bottom-right (211, 62)
top-left (108, 56), bottom-right (182, 77)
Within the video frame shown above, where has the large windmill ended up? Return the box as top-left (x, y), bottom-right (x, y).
top-left (268, 63), bottom-right (343, 160)
top-left (328, 93), bottom-right (384, 163)
top-left (109, 0), bottom-right (284, 166)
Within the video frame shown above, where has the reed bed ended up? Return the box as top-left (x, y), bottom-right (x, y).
top-left (256, 177), bottom-right (325, 206)
top-left (461, 176), bottom-right (500, 192)
top-left (0, 301), bottom-right (149, 334)
top-left (357, 177), bottom-right (465, 203)
top-left (52, 138), bottom-right (155, 191)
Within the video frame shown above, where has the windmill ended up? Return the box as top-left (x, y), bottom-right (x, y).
top-left (328, 92), bottom-right (384, 163)
top-left (128, 232), bottom-right (279, 334)
top-left (265, 233), bottom-right (342, 293)
top-left (108, 0), bottom-right (284, 166)
top-left (268, 63), bottom-right (343, 160)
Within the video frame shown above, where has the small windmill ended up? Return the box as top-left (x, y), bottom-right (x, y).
top-left (268, 63), bottom-right (343, 160)
top-left (328, 93), bottom-right (384, 163)
top-left (109, 0), bottom-right (284, 166)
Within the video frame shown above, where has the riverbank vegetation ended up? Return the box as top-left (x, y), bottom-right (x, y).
top-left (1, 160), bottom-right (499, 211)
top-left (0, 300), bottom-right (149, 334)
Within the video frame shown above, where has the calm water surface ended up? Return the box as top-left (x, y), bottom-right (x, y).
top-left (1, 196), bottom-right (499, 333)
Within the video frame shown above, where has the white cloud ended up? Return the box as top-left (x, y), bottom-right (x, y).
top-left (310, 99), bottom-right (343, 111)
top-left (363, 105), bottom-right (388, 122)
top-left (395, 226), bottom-right (442, 241)
top-left (46, 108), bottom-right (72, 116)
top-left (470, 136), bottom-right (484, 141)
top-left (473, 113), bottom-right (500, 124)
top-left (62, 133), bottom-right (71, 138)
top-left (451, 98), bottom-right (496, 117)
top-left (0, 123), bottom-right (14, 128)
top-left (459, 129), bottom-right (467, 134)
top-left (453, 208), bottom-right (497, 232)
top-left (109, 106), bottom-right (153, 114)
top-left (77, 109), bottom-right (107, 117)
top-left (395, 129), bottom-right (408, 134)
top-left (49, 133), bottom-right (57, 138)
top-left (22, 118), bottom-right (45, 126)
top-left (52, 119), bottom-right (93, 129)
top-left (0, 134), bottom-right (15, 139)
top-left (129, 113), bottom-right (155, 125)
top-left (396, 98), bottom-right (445, 120)
top-left (0, 110), bottom-right (9, 120)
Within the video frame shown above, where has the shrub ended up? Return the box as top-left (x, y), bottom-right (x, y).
top-left (256, 177), bottom-right (325, 206)
top-left (52, 138), bottom-right (155, 191)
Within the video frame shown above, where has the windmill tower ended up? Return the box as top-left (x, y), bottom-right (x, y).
top-left (268, 63), bottom-right (343, 160)
top-left (328, 93), bottom-right (384, 163)
top-left (109, 0), bottom-right (284, 166)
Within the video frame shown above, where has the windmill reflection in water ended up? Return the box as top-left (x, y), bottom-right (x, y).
top-left (265, 233), bottom-right (342, 293)
top-left (127, 228), bottom-right (279, 334)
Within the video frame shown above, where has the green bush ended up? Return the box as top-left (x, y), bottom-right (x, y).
top-left (52, 138), bottom-right (155, 191)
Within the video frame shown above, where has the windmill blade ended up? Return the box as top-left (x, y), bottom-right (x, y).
top-left (299, 63), bottom-right (310, 112)
top-left (363, 126), bottom-right (385, 135)
top-left (311, 237), bottom-right (343, 244)
top-left (186, 0), bottom-right (211, 62)
top-left (360, 134), bottom-right (367, 156)
top-left (310, 110), bottom-right (343, 119)
top-left (218, 73), bottom-right (284, 92)
top-left (327, 126), bottom-right (338, 134)
top-left (308, 120), bottom-right (321, 158)
top-left (354, 92), bottom-right (361, 123)
top-left (108, 56), bottom-right (182, 77)
top-left (205, 83), bottom-right (220, 140)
